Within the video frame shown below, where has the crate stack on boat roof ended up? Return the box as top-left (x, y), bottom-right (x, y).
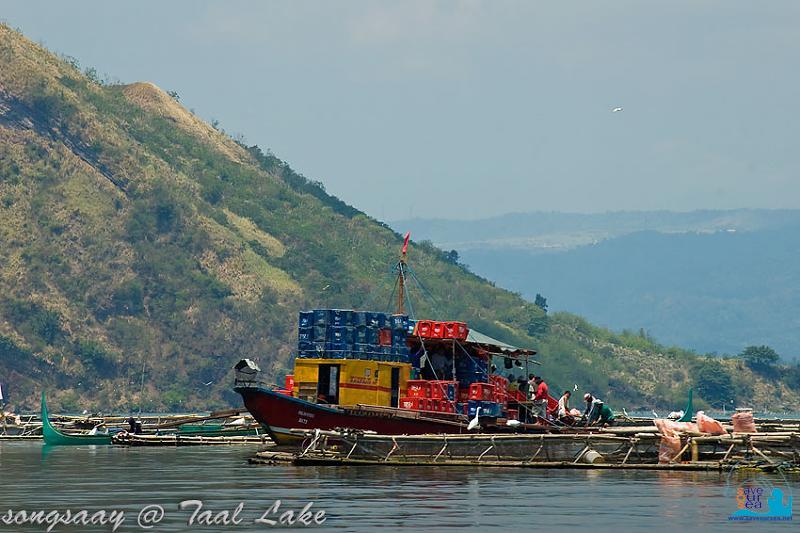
top-left (297, 309), bottom-right (410, 362)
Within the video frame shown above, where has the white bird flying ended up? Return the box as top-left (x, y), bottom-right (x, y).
top-left (652, 409), bottom-right (660, 418)
top-left (204, 381), bottom-right (214, 386)
top-left (612, 107), bottom-right (623, 113)
top-left (573, 384), bottom-right (579, 391)
top-left (467, 407), bottom-right (481, 431)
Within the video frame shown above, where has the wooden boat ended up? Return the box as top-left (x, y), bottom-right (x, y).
top-left (234, 235), bottom-right (542, 445)
top-left (41, 392), bottom-right (112, 446)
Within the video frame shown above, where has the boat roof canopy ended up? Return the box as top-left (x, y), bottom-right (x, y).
top-left (465, 329), bottom-right (537, 358)
top-left (411, 328), bottom-right (537, 359)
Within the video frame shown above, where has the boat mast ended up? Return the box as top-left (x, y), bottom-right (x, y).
top-left (397, 232), bottom-right (410, 315)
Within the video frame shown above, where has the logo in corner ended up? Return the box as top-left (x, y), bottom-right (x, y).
top-left (727, 470), bottom-right (793, 521)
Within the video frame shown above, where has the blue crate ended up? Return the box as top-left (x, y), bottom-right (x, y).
top-left (328, 309), bottom-right (352, 327)
top-left (352, 311), bottom-right (368, 326)
top-left (353, 326), bottom-right (368, 344)
top-left (392, 331), bottom-right (407, 346)
top-left (468, 400), bottom-right (501, 418)
top-left (298, 340), bottom-right (315, 352)
top-left (299, 311), bottom-right (314, 328)
top-left (313, 309), bottom-right (328, 326)
top-left (299, 327), bottom-right (326, 343)
top-left (366, 312), bottom-right (387, 329)
top-left (352, 343), bottom-right (370, 354)
top-left (324, 341), bottom-right (347, 353)
top-left (327, 326), bottom-right (352, 344)
top-left (307, 326), bottom-right (327, 342)
top-left (389, 314), bottom-right (409, 331)
top-left (364, 327), bottom-right (378, 345)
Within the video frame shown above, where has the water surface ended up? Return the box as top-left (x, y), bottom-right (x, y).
top-left (1, 442), bottom-right (796, 531)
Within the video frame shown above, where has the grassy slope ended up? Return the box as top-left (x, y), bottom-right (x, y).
top-left (0, 24), bottom-right (796, 412)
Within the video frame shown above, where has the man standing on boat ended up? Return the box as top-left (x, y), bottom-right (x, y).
top-left (532, 376), bottom-right (549, 421)
top-left (557, 390), bottom-right (573, 424)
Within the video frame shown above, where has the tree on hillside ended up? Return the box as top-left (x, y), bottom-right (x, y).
top-left (534, 293), bottom-right (548, 313)
top-left (444, 250), bottom-right (459, 265)
top-left (739, 345), bottom-right (780, 370)
top-left (693, 361), bottom-right (735, 405)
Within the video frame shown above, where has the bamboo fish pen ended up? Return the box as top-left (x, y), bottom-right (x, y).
top-left (250, 428), bottom-right (800, 472)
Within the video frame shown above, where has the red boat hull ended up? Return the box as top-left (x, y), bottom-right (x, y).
top-left (235, 386), bottom-right (466, 445)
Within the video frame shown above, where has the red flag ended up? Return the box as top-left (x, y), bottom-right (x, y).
top-left (401, 232), bottom-right (411, 255)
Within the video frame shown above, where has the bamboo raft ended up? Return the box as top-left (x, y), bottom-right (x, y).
top-left (112, 433), bottom-right (272, 447)
top-left (249, 428), bottom-right (800, 472)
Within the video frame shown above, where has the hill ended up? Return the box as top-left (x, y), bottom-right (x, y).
top-left (1, 24), bottom-right (797, 413)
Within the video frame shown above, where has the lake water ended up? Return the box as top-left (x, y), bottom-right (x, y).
top-left (1, 441), bottom-right (796, 531)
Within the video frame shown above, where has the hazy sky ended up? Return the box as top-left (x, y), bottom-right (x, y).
top-left (3, 1), bottom-right (800, 220)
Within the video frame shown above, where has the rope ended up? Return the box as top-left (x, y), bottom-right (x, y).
top-left (406, 265), bottom-right (443, 317)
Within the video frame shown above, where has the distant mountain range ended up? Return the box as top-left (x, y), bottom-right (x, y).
top-left (393, 209), bottom-right (800, 359)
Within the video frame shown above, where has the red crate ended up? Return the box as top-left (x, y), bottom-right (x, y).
top-left (400, 397), bottom-right (423, 410)
top-left (430, 321), bottom-right (445, 338)
top-left (444, 321), bottom-right (469, 340)
top-left (457, 388), bottom-right (470, 402)
top-left (489, 375), bottom-right (509, 389)
top-left (429, 380), bottom-right (457, 400)
top-left (506, 408), bottom-right (519, 421)
top-left (378, 328), bottom-right (392, 346)
top-left (442, 401), bottom-right (456, 413)
top-left (494, 390), bottom-right (508, 404)
top-left (469, 383), bottom-right (495, 401)
top-left (406, 380), bottom-right (431, 398)
top-left (285, 374), bottom-right (295, 392)
top-left (415, 320), bottom-right (433, 337)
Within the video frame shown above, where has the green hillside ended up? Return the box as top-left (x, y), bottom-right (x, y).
top-left (0, 24), bottom-right (797, 413)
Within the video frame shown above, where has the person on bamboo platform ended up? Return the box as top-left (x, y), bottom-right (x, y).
top-left (585, 396), bottom-right (615, 427)
top-left (532, 376), bottom-right (549, 421)
top-left (557, 390), bottom-right (573, 424)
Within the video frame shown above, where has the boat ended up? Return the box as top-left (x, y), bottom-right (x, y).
top-left (234, 234), bottom-right (544, 445)
top-left (41, 392), bottom-right (112, 445)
